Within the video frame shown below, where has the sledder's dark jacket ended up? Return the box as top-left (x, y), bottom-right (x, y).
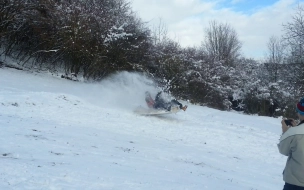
top-left (278, 122), bottom-right (304, 187)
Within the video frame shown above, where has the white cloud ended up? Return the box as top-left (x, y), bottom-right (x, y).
top-left (131, 0), bottom-right (302, 59)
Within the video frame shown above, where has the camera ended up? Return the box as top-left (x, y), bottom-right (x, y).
top-left (284, 119), bottom-right (293, 126)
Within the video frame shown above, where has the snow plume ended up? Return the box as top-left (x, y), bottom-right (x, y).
top-left (84, 71), bottom-right (159, 110)
top-left (0, 67), bottom-right (160, 111)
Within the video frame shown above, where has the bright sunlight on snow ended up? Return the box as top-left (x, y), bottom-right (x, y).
top-left (0, 67), bottom-right (287, 190)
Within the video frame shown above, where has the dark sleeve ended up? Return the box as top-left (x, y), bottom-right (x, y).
top-left (155, 92), bottom-right (162, 101)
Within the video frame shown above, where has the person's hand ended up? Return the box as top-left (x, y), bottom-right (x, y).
top-left (281, 119), bottom-right (290, 133)
top-left (286, 118), bottom-right (297, 126)
top-left (281, 118), bottom-right (296, 133)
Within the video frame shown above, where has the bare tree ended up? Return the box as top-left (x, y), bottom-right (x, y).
top-left (203, 20), bottom-right (242, 66)
top-left (265, 36), bottom-right (286, 82)
top-left (283, 5), bottom-right (304, 95)
top-left (283, 5), bottom-right (304, 57)
top-left (151, 18), bottom-right (168, 45)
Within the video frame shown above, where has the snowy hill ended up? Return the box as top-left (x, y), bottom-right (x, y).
top-left (0, 67), bottom-right (286, 190)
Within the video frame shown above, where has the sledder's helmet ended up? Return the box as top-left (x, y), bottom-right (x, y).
top-left (145, 91), bottom-right (151, 97)
top-left (296, 97), bottom-right (304, 115)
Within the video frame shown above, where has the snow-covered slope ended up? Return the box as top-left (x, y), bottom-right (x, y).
top-left (0, 67), bottom-right (286, 190)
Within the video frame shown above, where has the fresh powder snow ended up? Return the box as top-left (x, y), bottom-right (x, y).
top-left (0, 67), bottom-right (287, 190)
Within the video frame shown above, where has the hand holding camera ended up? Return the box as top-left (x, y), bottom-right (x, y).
top-left (284, 119), bottom-right (294, 126)
top-left (281, 118), bottom-right (296, 133)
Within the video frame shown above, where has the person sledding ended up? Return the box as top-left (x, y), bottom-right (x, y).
top-left (145, 91), bottom-right (187, 111)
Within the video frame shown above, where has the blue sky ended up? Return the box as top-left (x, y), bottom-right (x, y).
top-left (131, 0), bottom-right (304, 59)
top-left (220, 0), bottom-right (281, 13)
